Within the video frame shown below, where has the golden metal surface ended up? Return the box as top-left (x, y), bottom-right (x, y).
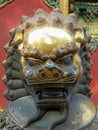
top-left (20, 27), bottom-right (73, 55)
top-left (14, 30), bottom-right (23, 46)
top-left (60, 0), bottom-right (69, 16)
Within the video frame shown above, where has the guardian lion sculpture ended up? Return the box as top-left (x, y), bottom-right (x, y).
top-left (0, 9), bottom-right (98, 130)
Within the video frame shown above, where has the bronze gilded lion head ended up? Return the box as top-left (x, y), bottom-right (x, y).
top-left (2, 9), bottom-right (93, 108)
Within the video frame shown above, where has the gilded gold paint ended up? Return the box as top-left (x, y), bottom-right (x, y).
top-left (60, 0), bottom-right (69, 16)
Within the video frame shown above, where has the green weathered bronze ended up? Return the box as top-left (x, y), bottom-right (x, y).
top-left (0, 0), bottom-right (13, 8)
top-left (44, 0), bottom-right (59, 9)
top-left (0, 9), bottom-right (98, 130)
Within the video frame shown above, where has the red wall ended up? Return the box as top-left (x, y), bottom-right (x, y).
top-left (0, 0), bottom-right (98, 109)
top-left (91, 50), bottom-right (98, 106)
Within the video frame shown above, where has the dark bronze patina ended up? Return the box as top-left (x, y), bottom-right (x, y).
top-left (0, 9), bottom-right (98, 130)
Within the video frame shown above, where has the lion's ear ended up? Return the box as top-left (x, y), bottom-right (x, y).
top-left (13, 30), bottom-right (24, 47)
top-left (74, 28), bottom-right (85, 45)
top-left (73, 28), bottom-right (84, 49)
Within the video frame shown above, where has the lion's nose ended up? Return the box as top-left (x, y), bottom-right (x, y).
top-left (39, 60), bottom-right (62, 79)
top-left (44, 59), bottom-right (56, 70)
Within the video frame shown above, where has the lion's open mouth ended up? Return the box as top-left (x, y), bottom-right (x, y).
top-left (25, 81), bottom-right (76, 109)
top-left (33, 85), bottom-right (70, 109)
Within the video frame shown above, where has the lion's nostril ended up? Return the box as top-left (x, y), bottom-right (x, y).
top-left (39, 68), bottom-right (61, 79)
top-left (42, 73), bottom-right (46, 78)
top-left (54, 73), bottom-right (59, 78)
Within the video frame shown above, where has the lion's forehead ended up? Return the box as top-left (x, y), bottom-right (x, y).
top-left (23, 27), bottom-right (73, 55)
top-left (27, 27), bottom-right (72, 43)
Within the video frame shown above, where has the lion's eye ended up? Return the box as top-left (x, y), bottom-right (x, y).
top-left (64, 55), bottom-right (73, 65)
top-left (57, 54), bottom-right (73, 66)
top-left (27, 59), bottom-right (40, 67)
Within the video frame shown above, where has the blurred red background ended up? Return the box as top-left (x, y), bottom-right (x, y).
top-left (0, 0), bottom-right (98, 109)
